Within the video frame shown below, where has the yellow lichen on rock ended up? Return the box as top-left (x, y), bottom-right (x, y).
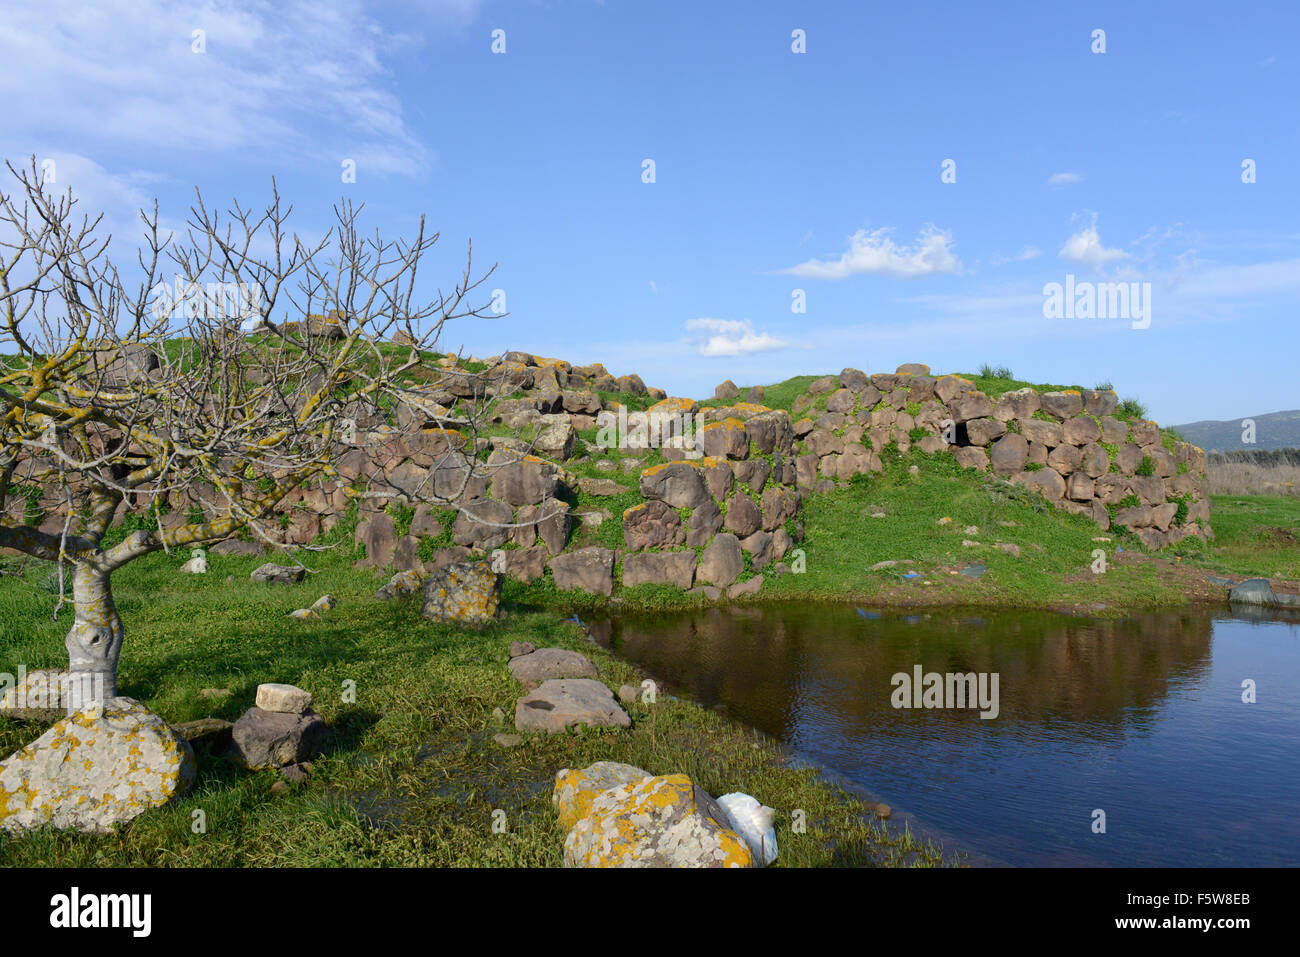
top-left (701, 417), bottom-right (745, 434)
top-left (419, 559), bottom-right (501, 627)
top-left (422, 428), bottom-right (467, 453)
top-left (552, 761), bottom-right (650, 831)
top-left (648, 397), bottom-right (699, 416)
top-left (563, 773), bottom-right (755, 868)
top-left (640, 457), bottom-right (722, 479)
top-left (0, 697), bottom-right (195, 834)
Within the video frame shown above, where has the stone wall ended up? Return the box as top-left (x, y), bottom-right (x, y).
top-left (343, 358), bottom-right (1211, 598)
top-left (784, 364), bottom-right (1211, 552)
top-left (4, 354), bottom-right (1211, 599)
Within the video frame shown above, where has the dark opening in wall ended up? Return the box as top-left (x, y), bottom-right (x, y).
top-left (954, 421), bottom-right (972, 447)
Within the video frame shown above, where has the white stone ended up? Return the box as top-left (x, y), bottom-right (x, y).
top-left (0, 697), bottom-right (195, 833)
top-left (255, 683), bottom-right (312, 714)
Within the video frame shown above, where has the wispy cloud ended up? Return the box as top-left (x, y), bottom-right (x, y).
top-left (0, 151), bottom-right (199, 262)
top-left (781, 225), bottom-right (960, 279)
top-left (1048, 172), bottom-right (1083, 187)
top-left (992, 246), bottom-right (1042, 266)
top-left (0, 0), bottom-right (451, 177)
top-left (1059, 214), bottom-right (1129, 271)
top-left (684, 318), bottom-right (787, 357)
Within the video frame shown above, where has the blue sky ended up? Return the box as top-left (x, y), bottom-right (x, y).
top-left (3, 0), bottom-right (1297, 424)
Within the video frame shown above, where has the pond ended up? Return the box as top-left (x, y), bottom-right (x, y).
top-left (590, 604), bottom-right (1300, 867)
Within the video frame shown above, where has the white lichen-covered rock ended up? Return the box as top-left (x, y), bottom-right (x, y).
top-left (0, 697), bottom-right (196, 833)
top-left (553, 761), bottom-right (650, 831)
top-left (421, 560), bottom-right (501, 626)
top-left (309, 594), bottom-right (337, 613)
top-left (376, 569), bottom-right (425, 601)
top-left (251, 563), bottom-right (306, 585)
top-left (563, 773), bottom-right (754, 868)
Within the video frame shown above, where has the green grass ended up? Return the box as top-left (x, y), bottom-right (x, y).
top-left (4, 355), bottom-right (1294, 868)
top-left (1171, 495), bottom-right (1300, 580)
top-left (951, 372), bottom-right (1083, 400)
top-left (0, 540), bottom-right (941, 867)
top-left (499, 445), bottom-right (1274, 618)
top-left (755, 451), bottom-right (1192, 610)
top-left (698, 374), bottom-right (819, 412)
top-left (2, 463), bottom-right (1293, 868)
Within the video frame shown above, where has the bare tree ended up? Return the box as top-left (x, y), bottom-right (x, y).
top-left (0, 157), bottom-right (544, 713)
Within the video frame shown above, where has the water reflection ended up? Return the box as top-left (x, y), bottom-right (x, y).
top-left (593, 605), bottom-right (1300, 867)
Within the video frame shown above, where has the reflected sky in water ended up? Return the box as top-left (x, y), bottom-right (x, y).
top-left (595, 605), bottom-right (1300, 867)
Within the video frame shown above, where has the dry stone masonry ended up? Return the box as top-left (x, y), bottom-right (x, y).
top-left (229, 683), bottom-right (327, 772)
top-left (781, 364), bottom-right (1210, 552)
top-left (305, 356), bottom-right (1211, 598)
top-left (6, 353), bottom-right (1210, 604)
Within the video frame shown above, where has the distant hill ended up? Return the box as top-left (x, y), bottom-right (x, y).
top-left (1171, 410), bottom-right (1300, 453)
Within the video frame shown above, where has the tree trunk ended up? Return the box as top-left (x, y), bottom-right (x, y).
top-left (63, 560), bottom-right (123, 714)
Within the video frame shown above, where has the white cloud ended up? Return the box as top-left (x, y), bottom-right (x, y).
top-left (782, 225), bottom-right (960, 280)
top-left (0, 152), bottom-right (194, 265)
top-left (991, 245), bottom-right (1042, 266)
top-left (684, 318), bottom-right (787, 357)
top-left (1048, 172), bottom-right (1083, 187)
top-left (1059, 215), bottom-right (1129, 271)
top-left (0, 0), bottom-right (453, 177)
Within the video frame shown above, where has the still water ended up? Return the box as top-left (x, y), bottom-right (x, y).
top-left (591, 605), bottom-right (1300, 866)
